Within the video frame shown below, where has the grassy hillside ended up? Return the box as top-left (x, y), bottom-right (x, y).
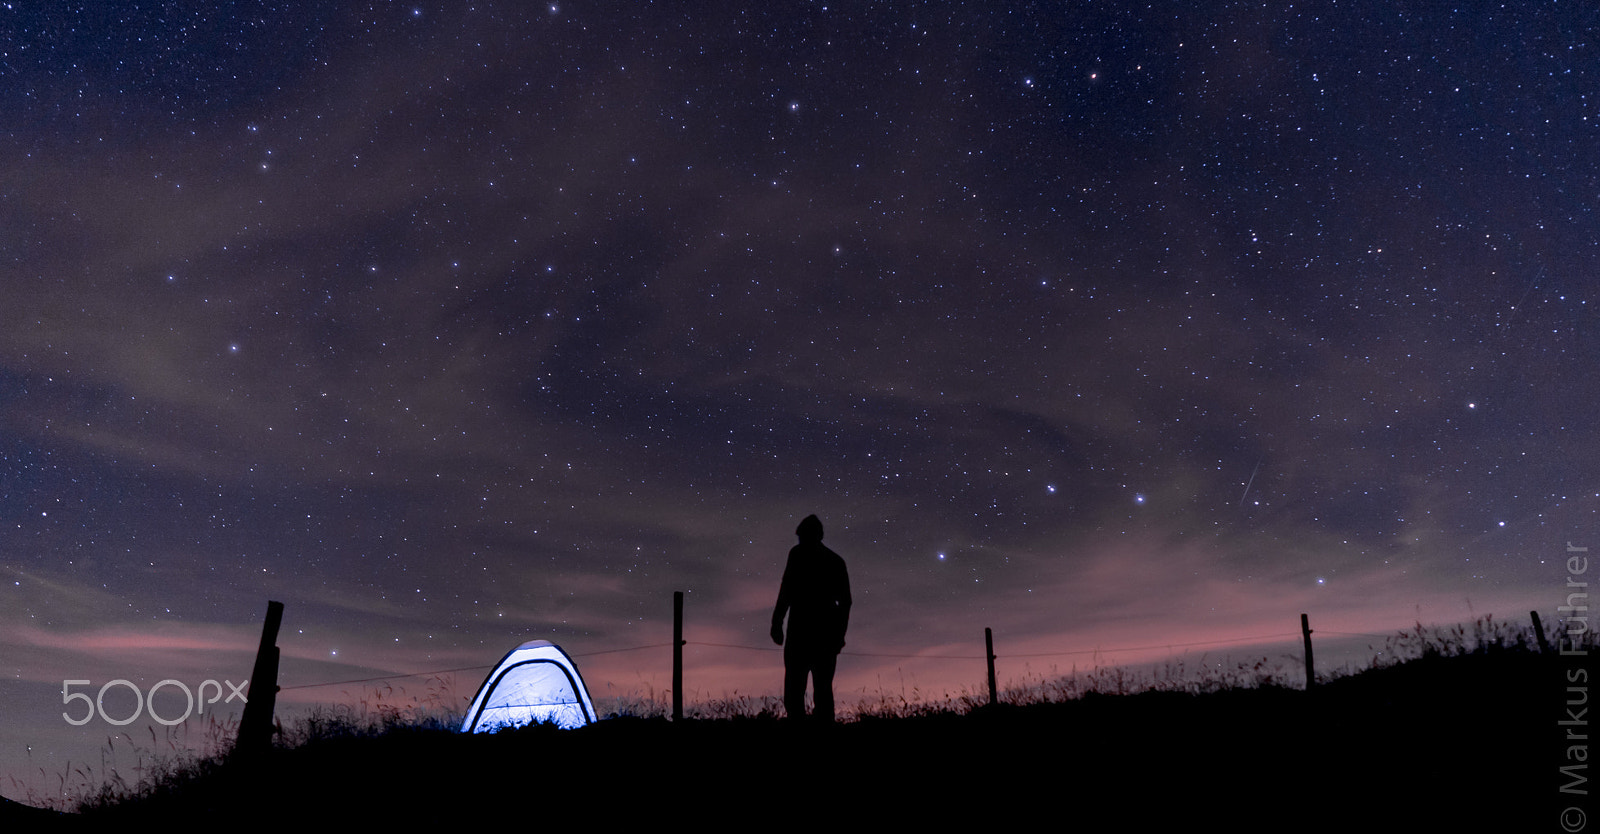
top-left (7, 623), bottom-right (1589, 831)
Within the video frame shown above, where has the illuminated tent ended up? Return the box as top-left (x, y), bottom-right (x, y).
top-left (460, 640), bottom-right (598, 732)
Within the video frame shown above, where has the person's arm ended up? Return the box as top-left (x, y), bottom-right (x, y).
top-left (836, 562), bottom-right (851, 650)
top-left (771, 556), bottom-right (792, 645)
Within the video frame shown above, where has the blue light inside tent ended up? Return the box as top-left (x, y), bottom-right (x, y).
top-left (461, 640), bottom-right (598, 733)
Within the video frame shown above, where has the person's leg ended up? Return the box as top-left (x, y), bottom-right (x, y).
top-left (813, 651), bottom-right (838, 722)
top-left (783, 645), bottom-right (808, 719)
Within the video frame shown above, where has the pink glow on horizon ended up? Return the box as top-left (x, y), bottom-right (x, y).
top-left (16, 625), bottom-right (256, 655)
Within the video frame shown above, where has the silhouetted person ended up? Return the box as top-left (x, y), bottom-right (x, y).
top-left (771, 514), bottom-right (851, 722)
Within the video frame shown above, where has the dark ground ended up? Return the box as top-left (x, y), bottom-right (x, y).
top-left (4, 647), bottom-right (1588, 831)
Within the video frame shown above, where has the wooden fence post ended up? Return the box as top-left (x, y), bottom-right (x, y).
top-left (1530, 610), bottom-right (1551, 654)
top-left (1301, 613), bottom-right (1315, 691)
top-left (673, 591), bottom-right (684, 722)
top-left (985, 627), bottom-right (998, 707)
top-left (236, 600), bottom-right (284, 757)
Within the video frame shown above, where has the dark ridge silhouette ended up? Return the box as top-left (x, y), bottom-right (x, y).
top-left (1, 795), bottom-right (65, 828)
top-left (3, 634), bottom-right (1565, 831)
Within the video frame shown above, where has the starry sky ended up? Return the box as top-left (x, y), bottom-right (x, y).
top-left (2, 0), bottom-right (1595, 795)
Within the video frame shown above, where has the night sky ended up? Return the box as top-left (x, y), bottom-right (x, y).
top-left (2, 1), bottom-right (1594, 796)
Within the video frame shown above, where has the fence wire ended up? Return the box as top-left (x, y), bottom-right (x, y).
top-left (278, 629), bottom-right (1321, 691)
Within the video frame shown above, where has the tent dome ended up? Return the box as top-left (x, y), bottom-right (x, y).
top-left (460, 640), bottom-right (598, 732)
